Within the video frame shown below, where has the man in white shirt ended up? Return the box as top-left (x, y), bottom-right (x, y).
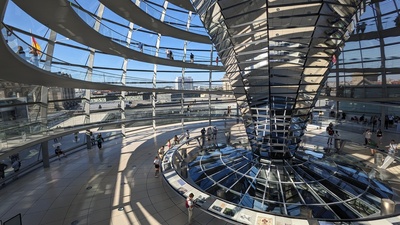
top-left (380, 140), bottom-right (397, 169)
top-left (363, 129), bottom-right (372, 145)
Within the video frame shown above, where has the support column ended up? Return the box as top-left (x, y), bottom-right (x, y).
top-left (86, 129), bottom-right (92, 149)
top-left (41, 141), bottom-right (50, 168)
top-left (120, 20), bottom-right (134, 137)
top-left (208, 46), bottom-right (213, 126)
top-left (40, 87), bottom-right (48, 133)
top-left (335, 59), bottom-right (340, 119)
top-left (84, 4), bottom-right (105, 124)
top-left (181, 11), bottom-right (193, 133)
top-left (374, 3), bottom-right (388, 130)
top-left (152, 0), bottom-right (168, 132)
top-left (44, 30), bottom-right (57, 71)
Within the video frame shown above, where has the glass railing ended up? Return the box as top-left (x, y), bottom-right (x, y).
top-left (0, 101), bottom-right (238, 149)
top-left (73, 0), bottom-right (208, 36)
top-left (136, 0), bottom-right (208, 35)
top-left (0, 114), bottom-right (235, 189)
top-left (70, 2), bottom-right (215, 64)
top-left (0, 129), bottom-right (123, 184)
top-left (319, 84), bottom-right (400, 99)
top-left (1, 25), bottom-right (226, 90)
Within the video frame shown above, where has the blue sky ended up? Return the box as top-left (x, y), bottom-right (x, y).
top-left (2, 0), bottom-right (225, 87)
top-left (3, 0), bottom-right (400, 86)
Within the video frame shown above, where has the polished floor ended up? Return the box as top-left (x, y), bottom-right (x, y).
top-left (1, 120), bottom-right (400, 225)
top-left (0, 122), bottom-right (234, 225)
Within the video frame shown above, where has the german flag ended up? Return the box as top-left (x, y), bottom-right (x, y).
top-left (31, 36), bottom-right (41, 55)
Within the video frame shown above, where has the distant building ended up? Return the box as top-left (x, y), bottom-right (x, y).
top-left (175, 76), bottom-right (193, 90)
top-left (222, 74), bottom-right (232, 97)
top-left (0, 73), bottom-right (78, 113)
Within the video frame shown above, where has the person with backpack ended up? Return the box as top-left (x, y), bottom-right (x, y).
top-left (12, 160), bottom-right (21, 172)
top-left (97, 134), bottom-right (104, 149)
top-left (186, 193), bottom-right (195, 224)
top-left (326, 123), bottom-right (334, 145)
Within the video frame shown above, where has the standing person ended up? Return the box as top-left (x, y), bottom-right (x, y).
top-left (29, 47), bottom-right (39, 66)
top-left (372, 116), bottom-right (377, 132)
top-left (74, 132), bottom-right (79, 142)
top-left (16, 46), bottom-right (25, 60)
top-left (0, 161), bottom-right (7, 185)
top-left (174, 135), bottom-right (180, 145)
top-left (138, 42), bottom-right (143, 52)
top-left (380, 140), bottom-right (398, 169)
top-left (186, 193), bottom-right (195, 224)
top-left (91, 132), bottom-right (96, 146)
top-left (207, 127), bottom-right (212, 141)
top-left (363, 129), bottom-right (372, 145)
top-left (212, 126), bottom-right (218, 140)
top-left (186, 130), bottom-right (190, 145)
top-left (369, 138), bottom-right (379, 156)
top-left (388, 140), bottom-right (397, 155)
top-left (158, 146), bottom-right (165, 155)
top-left (153, 156), bottom-right (160, 177)
top-left (325, 85), bottom-right (331, 96)
top-left (186, 104), bottom-right (190, 116)
top-left (190, 53), bottom-right (194, 63)
top-left (385, 115), bottom-right (389, 130)
top-left (359, 21), bottom-right (366, 33)
top-left (341, 112), bottom-right (346, 120)
top-left (376, 129), bottom-right (383, 145)
top-left (227, 106), bottom-right (231, 116)
top-left (359, 114), bottom-right (365, 124)
top-left (326, 123), bottom-right (334, 145)
top-left (201, 128), bottom-right (206, 148)
top-left (97, 134), bottom-right (104, 149)
top-left (216, 56), bottom-right (219, 65)
top-left (165, 49), bottom-right (170, 59)
top-left (167, 139), bottom-right (171, 149)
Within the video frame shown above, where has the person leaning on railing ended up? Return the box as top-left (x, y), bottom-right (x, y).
top-left (29, 47), bottom-right (39, 66)
top-left (16, 46), bottom-right (25, 60)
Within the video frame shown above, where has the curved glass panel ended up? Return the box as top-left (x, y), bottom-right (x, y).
top-left (188, 146), bottom-right (394, 219)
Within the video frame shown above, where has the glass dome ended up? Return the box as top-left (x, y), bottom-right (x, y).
top-left (188, 146), bottom-right (394, 219)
